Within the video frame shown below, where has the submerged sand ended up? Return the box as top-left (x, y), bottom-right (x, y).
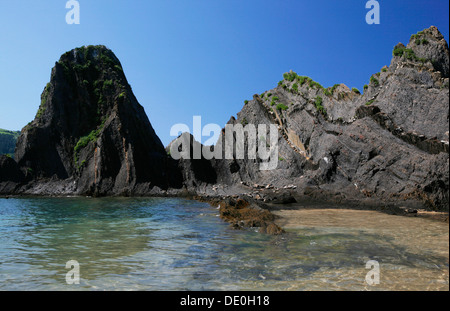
top-left (273, 208), bottom-right (449, 290)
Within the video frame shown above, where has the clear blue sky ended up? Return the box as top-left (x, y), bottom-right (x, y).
top-left (0, 0), bottom-right (448, 146)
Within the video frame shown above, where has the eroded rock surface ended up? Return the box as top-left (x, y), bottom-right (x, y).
top-left (170, 26), bottom-right (449, 211)
top-left (7, 45), bottom-right (182, 196)
top-left (1, 27), bottom-right (448, 212)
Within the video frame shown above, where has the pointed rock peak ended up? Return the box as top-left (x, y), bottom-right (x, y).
top-left (38, 45), bottom-right (132, 134)
top-left (409, 26), bottom-right (447, 44)
top-left (14, 46), bottom-right (169, 194)
top-left (168, 132), bottom-right (202, 147)
top-left (391, 27), bottom-right (449, 78)
top-left (335, 84), bottom-right (351, 93)
top-left (408, 26), bottom-right (449, 52)
top-left (53, 45), bottom-right (128, 108)
top-left (394, 42), bottom-right (406, 50)
top-left (166, 131), bottom-right (206, 160)
top-left (59, 45), bottom-right (122, 69)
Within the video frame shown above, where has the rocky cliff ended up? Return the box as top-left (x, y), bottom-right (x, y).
top-left (170, 26), bottom-right (449, 211)
top-left (5, 45), bottom-right (181, 196)
top-left (1, 27), bottom-right (448, 211)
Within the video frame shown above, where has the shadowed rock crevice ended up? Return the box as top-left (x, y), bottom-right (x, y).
top-left (356, 105), bottom-right (449, 154)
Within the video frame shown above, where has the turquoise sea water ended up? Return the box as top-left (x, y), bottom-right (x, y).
top-left (0, 197), bottom-right (448, 291)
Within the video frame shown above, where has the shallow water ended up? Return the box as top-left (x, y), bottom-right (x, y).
top-left (0, 197), bottom-right (448, 291)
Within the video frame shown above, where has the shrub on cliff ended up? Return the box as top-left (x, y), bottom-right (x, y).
top-left (370, 76), bottom-right (379, 87)
top-left (392, 45), bottom-right (427, 63)
top-left (276, 103), bottom-right (288, 111)
top-left (283, 71), bottom-right (298, 82)
top-left (352, 87), bottom-right (361, 94)
top-left (314, 96), bottom-right (327, 117)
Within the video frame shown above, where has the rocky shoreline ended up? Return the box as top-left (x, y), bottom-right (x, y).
top-left (2, 184), bottom-right (448, 236)
top-left (194, 187), bottom-right (449, 234)
top-left (1, 26), bottom-right (449, 222)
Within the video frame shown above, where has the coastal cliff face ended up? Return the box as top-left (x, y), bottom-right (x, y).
top-left (172, 26), bottom-right (449, 210)
top-left (0, 27), bottom-right (448, 211)
top-left (10, 45), bottom-right (181, 195)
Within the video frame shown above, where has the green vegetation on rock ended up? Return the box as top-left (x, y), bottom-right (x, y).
top-left (281, 71), bottom-right (324, 90)
top-left (297, 76), bottom-right (308, 86)
top-left (100, 52), bottom-right (117, 69)
top-left (331, 84), bottom-right (340, 94)
top-left (283, 71), bottom-right (297, 82)
top-left (370, 76), bottom-right (379, 87)
top-left (393, 45), bottom-right (427, 63)
top-left (411, 31), bottom-right (429, 46)
top-left (36, 83), bottom-right (52, 119)
top-left (314, 96), bottom-right (327, 117)
top-left (73, 117), bottom-right (107, 168)
top-left (309, 80), bottom-right (324, 89)
top-left (270, 96), bottom-right (279, 106)
top-left (103, 80), bottom-right (113, 90)
top-left (276, 103), bottom-right (288, 111)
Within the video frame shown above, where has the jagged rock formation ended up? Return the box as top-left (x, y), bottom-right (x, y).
top-left (7, 45), bottom-right (182, 195)
top-left (166, 132), bottom-right (217, 189)
top-left (170, 26), bottom-right (449, 211)
top-left (1, 27), bottom-right (448, 211)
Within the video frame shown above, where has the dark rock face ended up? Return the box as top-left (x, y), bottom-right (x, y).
top-left (1, 27), bottom-right (448, 212)
top-left (365, 28), bottom-right (450, 141)
top-left (0, 155), bottom-right (24, 194)
top-left (166, 132), bottom-right (217, 189)
top-left (409, 26), bottom-right (450, 78)
top-left (171, 26), bottom-right (449, 211)
top-left (13, 45), bottom-right (180, 195)
top-left (0, 155), bottom-right (24, 183)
